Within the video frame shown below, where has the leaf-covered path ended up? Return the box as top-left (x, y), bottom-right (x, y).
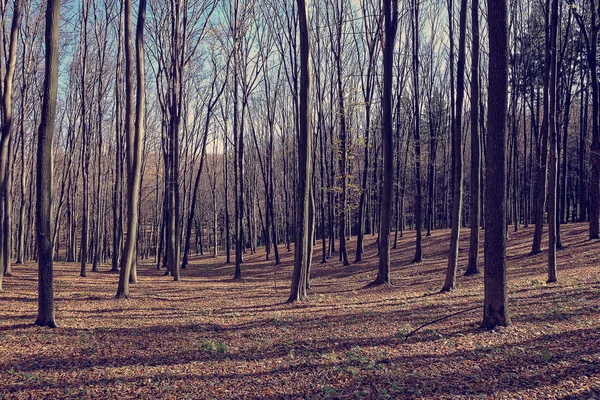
top-left (1, 223), bottom-right (599, 399)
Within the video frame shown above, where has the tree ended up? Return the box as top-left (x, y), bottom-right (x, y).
top-left (465, 0), bottom-right (480, 276)
top-left (531, 0), bottom-right (551, 254)
top-left (0, 0), bottom-right (23, 283)
top-left (354, 0), bottom-right (381, 263)
top-left (34, 0), bottom-right (60, 328)
top-left (482, 0), bottom-right (511, 329)
top-left (112, 0), bottom-right (124, 273)
top-left (79, 0), bottom-right (90, 278)
top-left (327, 0), bottom-right (350, 267)
top-left (373, 0), bottom-right (398, 285)
top-left (547, 0), bottom-right (559, 282)
top-left (288, 0), bottom-right (311, 302)
top-left (181, 55), bottom-right (227, 271)
top-left (116, 0), bottom-right (147, 299)
top-left (443, 0), bottom-right (468, 291)
top-left (571, 0), bottom-right (599, 239)
top-left (411, 0), bottom-right (423, 263)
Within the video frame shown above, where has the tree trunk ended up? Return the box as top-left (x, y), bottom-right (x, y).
top-left (116, 0), bottom-right (146, 298)
top-left (482, 0), bottom-right (511, 329)
top-left (0, 0), bottom-right (23, 283)
top-left (532, 0), bottom-right (551, 254)
top-left (547, 0), bottom-right (558, 283)
top-left (34, 0), bottom-right (59, 328)
top-left (588, 1), bottom-right (600, 239)
top-left (412, 0), bottom-right (423, 263)
top-left (288, 0), bottom-right (311, 302)
top-left (79, 0), bottom-right (90, 278)
top-left (465, 0), bottom-right (480, 276)
top-left (443, 0), bottom-right (467, 291)
top-left (373, 0), bottom-right (398, 285)
top-left (112, 1), bottom-right (124, 273)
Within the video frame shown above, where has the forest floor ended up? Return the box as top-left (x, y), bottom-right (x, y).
top-left (1, 223), bottom-right (600, 399)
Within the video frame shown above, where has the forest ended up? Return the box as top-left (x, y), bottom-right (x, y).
top-left (1, 0), bottom-right (600, 398)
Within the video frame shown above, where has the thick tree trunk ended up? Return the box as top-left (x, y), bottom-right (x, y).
top-left (116, 0), bottom-right (146, 298)
top-left (34, 0), bottom-right (59, 328)
top-left (289, 0), bottom-right (311, 302)
top-left (482, 0), bottom-right (511, 329)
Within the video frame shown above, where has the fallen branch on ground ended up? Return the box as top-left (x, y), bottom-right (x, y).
top-left (404, 306), bottom-right (484, 342)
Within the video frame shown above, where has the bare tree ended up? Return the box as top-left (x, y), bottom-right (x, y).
top-left (372, 0), bottom-right (398, 285)
top-left (547, 0), bottom-right (559, 282)
top-left (465, 0), bottom-right (480, 276)
top-left (116, 0), bottom-right (147, 298)
top-left (411, 0), bottom-right (423, 263)
top-left (482, 0), bottom-right (511, 329)
top-left (288, 0), bottom-right (311, 302)
top-left (0, 0), bottom-right (23, 283)
top-left (531, 0), bottom-right (551, 254)
top-left (34, 0), bottom-right (59, 328)
top-left (442, 0), bottom-right (467, 291)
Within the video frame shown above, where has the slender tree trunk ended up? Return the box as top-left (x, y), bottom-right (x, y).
top-left (589, 1), bottom-right (600, 239)
top-left (547, 0), bottom-right (558, 283)
top-left (532, 0), bottom-right (551, 254)
top-left (579, 74), bottom-right (588, 222)
top-left (465, 0), bottom-right (480, 276)
top-left (0, 0), bottom-right (23, 282)
top-left (412, 0), bottom-right (423, 263)
top-left (334, 12), bottom-right (349, 267)
top-left (224, 119), bottom-right (231, 264)
top-left (233, 23), bottom-right (243, 279)
top-left (443, 0), bottom-right (467, 291)
top-left (2, 129), bottom-right (12, 276)
top-left (373, 0), bottom-right (398, 285)
top-left (79, 0), bottom-right (90, 278)
top-left (355, 106), bottom-right (371, 262)
top-left (112, 1), bottom-right (124, 273)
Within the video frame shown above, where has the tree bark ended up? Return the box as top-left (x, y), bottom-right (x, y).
top-left (465, 0), bottom-right (480, 276)
top-left (0, 0), bottom-right (23, 283)
top-left (34, 0), bottom-right (59, 328)
top-left (112, 0), bottom-right (124, 273)
top-left (412, 0), bottom-right (423, 263)
top-left (373, 0), bottom-right (398, 285)
top-left (482, 0), bottom-right (511, 329)
top-left (547, 0), bottom-right (558, 283)
top-left (289, 0), bottom-right (312, 302)
top-left (532, 0), bottom-right (551, 254)
top-left (443, 0), bottom-right (467, 291)
top-left (116, 0), bottom-right (146, 298)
